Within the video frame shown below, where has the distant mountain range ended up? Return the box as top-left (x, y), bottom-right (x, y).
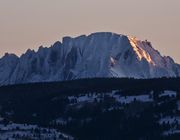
top-left (0, 32), bottom-right (180, 85)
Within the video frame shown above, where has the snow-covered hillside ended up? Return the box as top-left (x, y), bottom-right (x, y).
top-left (0, 120), bottom-right (73, 140)
top-left (0, 32), bottom-right (180, 85)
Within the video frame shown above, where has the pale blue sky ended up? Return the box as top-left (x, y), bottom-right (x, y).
top-left (0, 0), bottom-right (180, 62)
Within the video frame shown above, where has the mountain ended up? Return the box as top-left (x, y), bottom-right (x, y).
top-left (0, 32), bottom-right (180, 85)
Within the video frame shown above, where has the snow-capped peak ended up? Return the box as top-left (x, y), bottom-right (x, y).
top-left (0, 32), bottom-right (179, 85)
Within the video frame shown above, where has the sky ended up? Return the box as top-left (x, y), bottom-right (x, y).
top-left (0, 0), bottom-right (180, 63)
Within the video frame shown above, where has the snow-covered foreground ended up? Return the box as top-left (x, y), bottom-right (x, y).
top-left (0, 89), bottom-right (179, 139)
top-left (0, 121), bottom-right (73, 140)
top-left (68, 90), bottom-right (178, 105)
top-left (67, 90), bottom-right (180, 137)
top-left (68, 90), bottom-right (156, 105)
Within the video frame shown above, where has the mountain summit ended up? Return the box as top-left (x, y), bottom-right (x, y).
top-left (0, 32), bottom-right (180, 85)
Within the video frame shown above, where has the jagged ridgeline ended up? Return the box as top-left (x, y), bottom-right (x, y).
top-left (0, 78), bottom-right (180, 140)
top-left (0, 32), bottom-right (180, 85)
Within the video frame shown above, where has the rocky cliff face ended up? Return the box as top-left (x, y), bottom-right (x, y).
top-left (0, 32), bottom-right (179, 85)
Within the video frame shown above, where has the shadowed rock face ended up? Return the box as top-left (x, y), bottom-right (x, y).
top-left (0, 32), bottom-right (179, 85)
